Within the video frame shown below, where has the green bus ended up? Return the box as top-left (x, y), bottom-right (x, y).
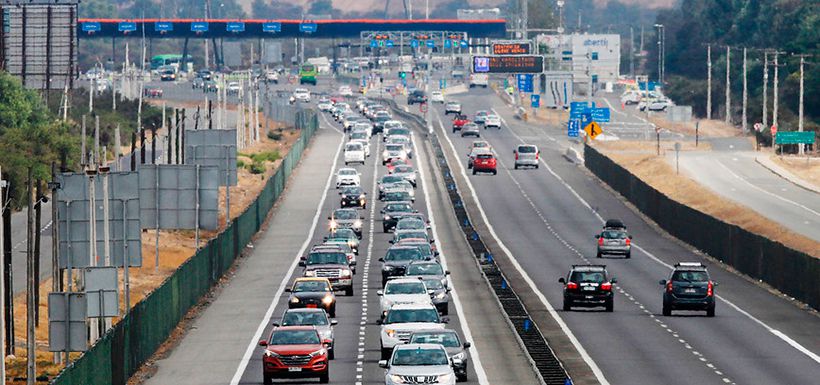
top-left (299, 63), bottom-right (317, 85)
top-left (150, 54), bottom-right (193, 70)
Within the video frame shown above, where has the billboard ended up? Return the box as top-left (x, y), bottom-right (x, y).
top-left (492, 42), bottom-right (531, 55)
top-left (472, 55), bottom-right (544, 74)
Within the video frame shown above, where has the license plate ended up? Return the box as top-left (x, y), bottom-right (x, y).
top-left (684, 288), bottom-right (696, 293)
top-left (585, 295), bottom-right (594, 299)
top-left (583, 286), bottom-right (595, 291)
top-left (288, 367), bottom-right (302, 372)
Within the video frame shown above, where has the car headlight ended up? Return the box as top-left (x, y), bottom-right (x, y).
top-left (385, 329), bottom-right (396, 337)
top-left (329, 220), bottom-right (337, 228)
top-left (409, 190), bottom-right (415, 197)
top-left (434, 291), bottom-right (447, 300)
top-left (263, 350), bottom-right (280, 358)
top-left (304, 270), bottom-right (316, 277)
top-left (308, 348), bottom-right (327, 357)
top-left (354, 220), bottom-right (362, 228)
top-left (341, 194), bottom-right (347, 199)
top-left (290, 297), bottom-right (300, 303)
top-left (383, 265), bottom-right (394, 271)
top-left (451, 352), bottom-right (466, 361)
top-left (341, 269), bottom-right (352, 277)
top-left (438, 373), bottom-right (453, 383)
top-left (359, 195), bottom-right (366, 201)
top-left (322, 295), bottom-right (334, 305)
top-left (384, 215), bottom-right (391, 220)
top-left (389, 374), bottom-right (407, 384)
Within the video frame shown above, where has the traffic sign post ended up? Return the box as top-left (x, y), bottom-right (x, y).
top-left (584, 121), bottom-right (602, 140)
top-left (567, 119), bottom-right (580, 138)
top-left (775, 132), bottom-right (815, 145)
top-left (531, 95), bottom-right (540, 109)
top-left (517, 74), bottom-right (534, 93)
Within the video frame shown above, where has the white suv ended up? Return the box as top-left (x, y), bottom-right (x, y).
top-left (379, 303), bottom-right (447, 359)
top-left (344, 142), bottom-right (366, 165)
top-left (336, 168), bottom-right (361, 189)
top-left (379, 343), bottom-right (456, 385)
top-left (293, 88), bottom-right (311, 103)
top-left (378, 278), bottom-right (432, 319)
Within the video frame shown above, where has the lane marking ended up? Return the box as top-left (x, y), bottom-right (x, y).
top-left (493, 107), bottom-right (820, 365)
top-left (433, 109), bottom-right (611, 385)
top-left (716, 160), bottom-right (820, 219)
top-left (229, 115), bottom-right (345, 385)
top-left (412, 132), bottom-right (490, 385)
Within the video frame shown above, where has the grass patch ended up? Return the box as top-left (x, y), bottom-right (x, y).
top-left (250, 150), bottom-right (281, 163)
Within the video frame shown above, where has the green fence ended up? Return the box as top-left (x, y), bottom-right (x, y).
top-left (51, 111), bottom-right (319, 385)
top-left (584, 144), bottom-right (820, 310)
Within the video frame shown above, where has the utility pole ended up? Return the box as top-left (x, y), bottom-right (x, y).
top-left (0, 166), bottom-right (5, 384)
top-left (725, 46), bottom-right (731, 124)
top-left (742, 47), bottom-right (748, 133)
top-left (793, 54), bottom-right (813, 155)
top-left (50, 163), bottom-right (60, 365)
top-left (772, 52), bottom-right (782, 131)
top-left (26, 168), bottom-right (35, 385)
top-left (707, 44), bottom-right (712, 120)
top-left (762, 51), bottom-right (768, 128)
top-left (629, 26), bottom-right (635, 77)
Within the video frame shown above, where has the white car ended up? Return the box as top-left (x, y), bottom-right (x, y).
top-left (339, 85), bottom-right (353, 96)
top-left (350, 137), bottom-right (371, 157)
top-left (336, 168), bottom-right (361, 189)
top-left (317, 99), bottom-right (334, 111)
top-left (444, 102), bottom-right (462, 115)
top-left (226, 81), bottom-right (241, 95)
top-left (344, 142), bottom-right (366, 165)
top-left (293, 88), bottom-right (311, 103)
top-left (382, 144), bottom-right (408, 165)
top-left (379, 343), bottom-right (457, 385)
top-left (484, 114), bottom-right (501, 129)
top-left (378, 278), bottom-right (432, 319)
top-left (379, 303), bottom-right (447, 360)
top-left (431, 91), bottom-right (445, 103)
top-left (641, 98), bottom-right (674, 112)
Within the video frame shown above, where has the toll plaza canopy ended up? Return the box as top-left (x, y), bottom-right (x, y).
top-left (77, 18), bottom-right (507, 39)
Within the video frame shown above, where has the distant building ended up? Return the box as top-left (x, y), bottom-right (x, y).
top-left (538, 33), bottom-right (621, 94)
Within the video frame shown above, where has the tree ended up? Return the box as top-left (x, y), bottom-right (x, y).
top-left (307, 0), bottom-right (335, 17)
top-left (79, 0), bottom-right (118, 18)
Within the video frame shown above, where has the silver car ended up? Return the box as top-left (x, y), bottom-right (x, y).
top-left (382, 180), bottom-right (415, 202)
top-left (514, 144), bottom-right (539, 169)
top-left (379, 343), bottom-right (456, 385)
top-left (329, 208), bottom-right (364, 238)
top-left (460, 123), bottom-right (480, 138)
top-left (391, 165), bottom-right (417, 187)
top-left (276, 308), bottom-right (338, 359)
top-left (596, 227), bottom-right (632, 258)
top-left (409, 330), bottom-right (470, 382)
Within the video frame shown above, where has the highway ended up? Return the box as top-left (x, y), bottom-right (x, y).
top-left (416, 87), bottom-right (820, 385)
top-left (143, 82), bottom-right (540, 384)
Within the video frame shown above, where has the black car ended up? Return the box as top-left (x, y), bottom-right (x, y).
top-left (559, 265), bottom-right (616, 312)
top-left (407, 90), bottom-right (427, 105)
top-left (373, 115), bottom-right (391, 133)
top-left (340, 186), bottom-right (367, 209)
top-left (660, 262), bottom-right (716, 317)
top-left (381, 201), bottom-right (416, 232)
top-left (286, 278), bottom-right (337, 317)
top-left (379, 246), bottom-right (426, 285)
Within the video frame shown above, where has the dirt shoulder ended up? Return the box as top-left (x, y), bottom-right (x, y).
top-left (768, 155), bottom-right (820, 190)
top-left (592, 140), bottom-right (820, 259)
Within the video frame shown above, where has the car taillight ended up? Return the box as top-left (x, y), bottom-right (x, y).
top-left (707, 281), bottom-right (713, 296)
top-left (566, 282), bottom-right (578, 290)
top-left (666, 281), bottom-right (673, 293)
top-left (598, 237), bottom-right (604, 246)
top-left (515, 152), bottom-right (519, 160)
top-left (536, 152), bottom-right (540, 160)
top-left (625, 238), bottom-right (631, 246)
top-left (601, 282), bottom-right (612, 291)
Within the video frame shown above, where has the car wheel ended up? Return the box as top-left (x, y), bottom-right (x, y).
top-left (596, 251), bottom-right (602, 258)
top-left (605, 300), bottom-right (614, 312)
top-left (345, 287), bottom-right (354, 296)
top-left (563, 300), bottom-right (571, 311)
top-left (514, 164), bottom-right (519, 170)
top-left (625, 251), bottom-right (631, 259)
top-left (381, 346), bottom-right (392, 360)
top-left (329, 348), bottom-right (335, 360)
top-left (319, 370), bottom-right (330, 384)
top-left (535, 164), bottom-right (539, 169)
top-left (472, 169), bottom-right (477, 175)
top-left (662, 305), bottom-right (671, 316)
top-left (492, 170), bottom-right (497, 175)
top-left (457, 371), bottom-right (468, 382)
top-left (706, 305), bottom-right (715, 317)
top-left (263, 373), bottom-right (272, 384)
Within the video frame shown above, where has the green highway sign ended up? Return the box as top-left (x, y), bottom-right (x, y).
top-left (775, 131), bottom-right (816, 145)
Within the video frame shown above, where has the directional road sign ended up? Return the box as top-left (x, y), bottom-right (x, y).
top-left (154, 21), bottom-right (173, 32)
top-left (531, 95), bottom-right (540, 108)
top-left (517, 74), bottom-right (534, 93)
top-left (226, 22), bottom-right (245, 32)
top-left (775, 131), bottom-right (815, 145)
top-left (410, 40), bottom-right (419, 48)
top-left (191, 21), bottom-right (209, 32)
top-left (262, 22), bottom-right (282, 33)
top-left (584, 121), bottom-right (603, 140)
top-left (426, 40), bottom-right (435, 48)
top-left (299, 23), bottom-right (317, 33)
top-left (568, 119), bottom-right (580, 138)
top-left (118, 22), bottom-right (136, 33)
top-left (82, 22), bottom-right (101, 32)
top-left (590, 107), bottom-right (611, 123)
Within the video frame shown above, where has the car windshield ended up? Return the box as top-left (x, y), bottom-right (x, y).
top-left (477, 154), bottom-right (493, 159)
top-left (473, 142), bottom-right (489, 148)
top-left (386, 145), bottom-right (404, 152)
top-left (346, 143), bottom-right (363, 151)
top-left (386, 282), bottom-right (427, 295)
top-left (269, 330), bottom-right (320, 345)
top-left (384, 248), bottom-right (423, 261)
top-left (404, 243), bottom-right (433, 258)
top-left (351, 133), bottom-right (367, 140)
top-left (384, 192), bottom-right (410, 200)
top-left (282, 311), bottom-right (329, 326)
top-left (339, 169), bottom-right (357, 176)
top-left (602, 231), bottom-right (627, 239)
top-left (410, 332), bottom-right (460, 347)
top-left (306, 252), bottom-right (348, 265)
top-left (381, 175), bottom-right (404, 185)
top-left (397, 219), bottom-right (425, 230)
top-left (334, 210), bottom-right (358, 220)
top-left (385, 203), bottom-right (413, 212)
top-left (397, 231), bottom-right (428, 241)
top-left (292, 280), bottom-right (331, 292)
top-left (328, 228), bottom-right (356, 239)
top-left (389, 128), bottom-right (411, 136)
top-left (570, 271), bottom-right (606, 283)
top-left (342, 187), bottom-right (363, 195)
top-left (407, 263), bottom-right (443, 276)
top-left (518, 146), bottom-right (536, 153)
top-left (672, 271), bottom-right (709, 282)
top-left (385, 308), bottom-right (440, 324)
top-left (392, 348), bottom-right (449, 366)
top-left (394, 166), bottom-right (413, 173)
top-left (422, 278), bottom-right (444, 290)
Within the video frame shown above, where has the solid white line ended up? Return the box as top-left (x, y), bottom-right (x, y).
top-left (495, 109), bottom-right (820, 365)
top-left (716, 160), bottom-right (820, 218)
top-left (412, 133), bottom-right (490, 385)
top-left (433, 109), bottom-right (611, 385)
top-left (229, 121), bottom-right (345, 385)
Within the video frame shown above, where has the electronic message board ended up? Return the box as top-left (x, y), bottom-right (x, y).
top-left (472, 55), bottom-right (544, 74)
top-left (492, 42), bottom-right (531, 55)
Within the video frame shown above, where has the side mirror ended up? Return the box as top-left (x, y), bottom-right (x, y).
top-left (327, 216), bottom-right (332, 220)
top-left (712, 281), bottom-right (719, 287)
top-left (298, 261), bottom-right (305, 267)
top-left (377, 290), bottom-right (384, 296)
top-left (658, 280), bottom-right (667, 285)
top-left (284, 288), bottom-right (292, 292)
top-left (610, 278), bottom-right (618, 284)
top-left (350, 261), bottom-right (357, 266)
top-left (272, 322), bottom-right (280, 327)
top-left (376, 319), bottom-right (383, 325)
top-left (435, 251), bottom-right (440, 256)
top-left (330, 320), bottom-right (338, 326)
top-left (378, 257), bottom-right (385, 262)
top-left (445, 270), bottom-right (450, 275)
top-left (441, 317), bottom-right (450, 324)
top-left (389, 240), bottom-right (395, 244)
top-left (628, 235), bottom-right (633, 239)
top-left (378, 360), bottom-right (389, 368)
top-left (558, 277), bottom-right (566, 284)
top-left (430, 239), bottom-right (435, 244)
top-left (258, 340), bottom-right (268, 347)
top-left (595, 235), bottom-right (600, 239)
top-left (463, 342), bottom-right (471, 348)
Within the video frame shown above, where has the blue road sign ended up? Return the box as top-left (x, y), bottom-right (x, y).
top-left (82, 22), bottom-right (101, 32)
top-left (386, 40), bottom-right (394, 47)
top-left (568, 119), bottom-right (580, 137)
top-left (531, 95), bottom-right (540, 108)
top-left (191, 21), bottom-right (209, 33)
top-left (444, 40), bottom-right (452, 48)
top-left (154, 21), bottom-right (173, 32)
top-left (262, 22), bottom-right (281, 33)
top-left (118, 22), bottom-right (137, 32)
top-left (517, 74), bottom-right (534, 93)
top-left (370, 40), bottom-right (378, 48)
top-left (590, 107), bottom-right (611, 122)
top-left (410, 40), bottom-right (419, 48)
top-left (299, 23), bottom-right (318, 33)
top-left (460, 40), bottom-right (468, 48)
top-left (426, 40), bottom-right (435, 48)
top-left (439, 79), bottom-right (447, 89)
top-left (226, 22), bottom-right (245, 32)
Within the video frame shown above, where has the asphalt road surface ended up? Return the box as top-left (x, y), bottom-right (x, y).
top-left (417, 87), bottom-right (820, 385)
top-left (143, 83), bottom-right (540, 385)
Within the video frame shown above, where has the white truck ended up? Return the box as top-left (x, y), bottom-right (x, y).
top-left (469, 73), bottom-right (489, 88)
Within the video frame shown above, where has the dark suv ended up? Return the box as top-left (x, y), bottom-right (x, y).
top-left (559, 265), bottom-right (616, 312)
top-left (407, 90), bottom-right (427, 105)
top-left (660, 262), bottom-right (716, 317)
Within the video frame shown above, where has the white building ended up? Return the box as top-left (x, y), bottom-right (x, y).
top-left (538, 33), bottom-right (621, 94)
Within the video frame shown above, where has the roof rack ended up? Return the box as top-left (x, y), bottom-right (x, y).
top-left (674, 262), bottom-right (706, 268)
top-left (572, 264), bottom-right (606, 269)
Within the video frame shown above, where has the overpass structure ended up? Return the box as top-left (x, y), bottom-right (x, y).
top-left (77, 18), bottom-right (507, 39)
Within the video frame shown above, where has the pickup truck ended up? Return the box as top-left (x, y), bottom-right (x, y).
top-left (452, 114), bottom-right (470, 133)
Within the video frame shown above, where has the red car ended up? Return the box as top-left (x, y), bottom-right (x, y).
top-left (386, 158), bottom-right (413, 174)
top-left (452, 114), bottom-right (470, 133)
top-left (258, 326), bottom-right (330, 383)
top-left (144, 87), bottom-right (163, 98)
top-left (472, 153), bottom-right (497, 175)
